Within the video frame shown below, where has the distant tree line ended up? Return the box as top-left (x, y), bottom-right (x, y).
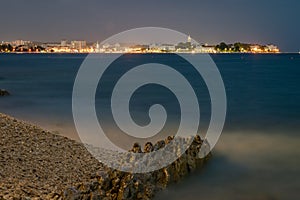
top-left (14, 45), bottom-right (45, 52)
top-left (215, 42), bottom-right (252, 52)
top-left (0, 44), bottom-right (13, 52)
top-left (0, 44), bottom-right (45, 52)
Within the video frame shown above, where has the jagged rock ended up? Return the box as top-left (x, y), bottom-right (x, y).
top-left (63, 187), bottom-right (81, 200)
top-left (153, 140), bottom-right (165, 151)
top-left (165, 135), bottom-right (174, 144)
top-left (130, 143), bottom-right (142, 153)
top-left (0, 113), bottom-right (211, 200)
top-left (0, 89), bottom-right (10, 96)
top-left (144, 142), bottom-right (153, 153)
top-left (63, 136), bottom-right (211, 200)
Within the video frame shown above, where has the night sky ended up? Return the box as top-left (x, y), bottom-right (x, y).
top-left (0, 0), bottom-right (299, 52)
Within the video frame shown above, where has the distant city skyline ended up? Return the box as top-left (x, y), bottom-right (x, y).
top-left (0, 0), bottom-right (299, 52)
top-left (1, 37), bottom-right (280, 54)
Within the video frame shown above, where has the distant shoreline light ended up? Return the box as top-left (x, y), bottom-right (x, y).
top-left (0, 38), bottom-right (281, 54)
top-left (0, 52), bottom-right (291, 55)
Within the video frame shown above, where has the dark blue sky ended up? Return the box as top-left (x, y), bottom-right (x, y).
top-left (0, 0), bottom-right (299, 51)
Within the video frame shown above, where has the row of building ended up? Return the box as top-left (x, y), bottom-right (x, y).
top-left (1, 38), bottom-right (280, 53)
top-left (0, 40), bottom-right (91, 53)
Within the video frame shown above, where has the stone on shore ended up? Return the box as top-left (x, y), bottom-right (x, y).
top-left (0, 89), bottom-right (10, 96)
top-left (62, 135), bottom-right (211, 200)
top-left (0, 113), bottom-right (211, 200)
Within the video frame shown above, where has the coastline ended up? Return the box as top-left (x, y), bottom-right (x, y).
top-left (0, 52), bottom-right (292, 54)
top-left (0, 113), bottom-right (211, 200)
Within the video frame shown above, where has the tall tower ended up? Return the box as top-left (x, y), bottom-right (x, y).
top-left (96, 41), bottom-right (100, 53)
top-left (188, 35), bottom-right (192, 43)
top-left (61, 39), bottom-right (67, 47)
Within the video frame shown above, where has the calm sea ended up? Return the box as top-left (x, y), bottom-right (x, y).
top-left (0, 53), bottom-right (299, 199)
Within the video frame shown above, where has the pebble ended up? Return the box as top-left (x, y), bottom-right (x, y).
top-left (0, 113), bottom-right (211, 200)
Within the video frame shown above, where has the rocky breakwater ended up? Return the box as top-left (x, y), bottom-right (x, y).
top-left (0, 90), bottom-right (10, 97)
top-left (63, 136), bottom-right (211, 200)
top-left (0, 112), bottom-right (211, 200)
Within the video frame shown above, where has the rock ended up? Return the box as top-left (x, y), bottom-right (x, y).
top-left (130, 143), bottom-right (142, 153)
top-left (63, 187), bottom-right (81, 200)
top-left (153, 140), bottom-right (165, 151)
top-left (144, 142), bottom-right (153, 153)
top-left (165, 135), bottom-right (174, 144)
top-left (0, 112), bottom-right (211, 200)
top-left (0, 89), bottom-right (10, 96)
top-left (63, 135), bottom-right (211, 200)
